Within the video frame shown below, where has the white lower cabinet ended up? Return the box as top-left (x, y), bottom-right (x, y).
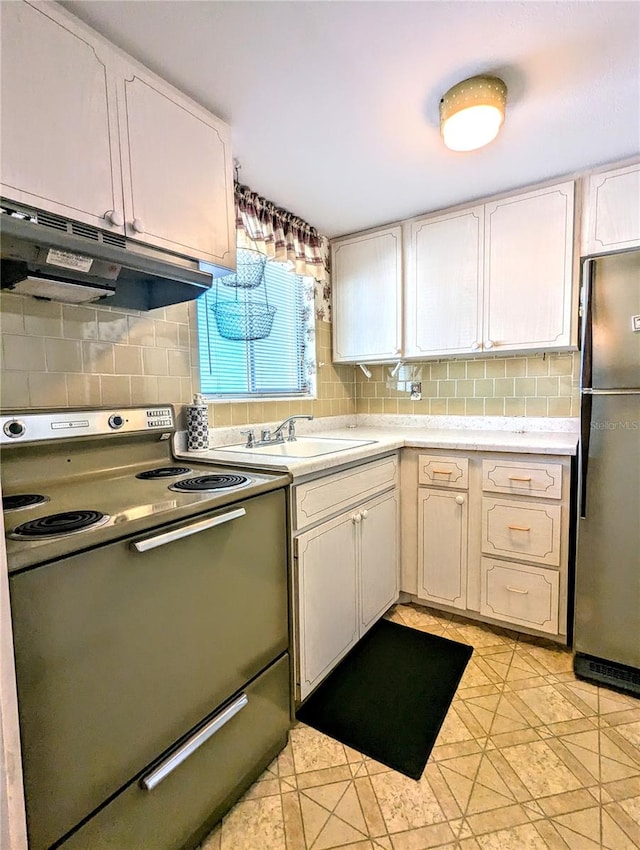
top-left (294, 457), bottom-right (399, 701)
top-left (296, 513), bottom-right (360, 699)
top-left (404, 449), bottom-right (572, 641)
top-left (359, 491), bottom-right (400, 631)
top-left (418, 489), bottom-right (467, 610)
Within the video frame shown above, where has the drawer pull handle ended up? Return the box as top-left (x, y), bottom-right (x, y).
top-left (507, 524), bottom-right (531, 532)
top-left (506, 586), bottom-right (529, 594)
top-left (132, 508), bottom-right (246, 552)
top-left (432, 469), bottom-right (453, 475)
top-left (140, 693), bottom-right (249, 791)
top-left (509, 476), bottom-right (532, 482)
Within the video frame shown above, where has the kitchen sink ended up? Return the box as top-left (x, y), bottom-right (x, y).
top-left (217, 436), bottom-right (377, 458)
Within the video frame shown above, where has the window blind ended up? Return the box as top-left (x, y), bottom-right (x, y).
top-left (196, 259), bottom-right (309, 398)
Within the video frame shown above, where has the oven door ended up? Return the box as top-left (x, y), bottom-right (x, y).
top-left (9, 488), bottom-right (288, 850)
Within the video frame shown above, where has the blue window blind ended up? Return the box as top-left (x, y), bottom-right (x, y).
top-left (196, 256), bottom-right (311, 398)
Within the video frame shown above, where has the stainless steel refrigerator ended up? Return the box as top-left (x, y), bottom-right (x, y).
top-left (574, 249), bottom-right (640, 695)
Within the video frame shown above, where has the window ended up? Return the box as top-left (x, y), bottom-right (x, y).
top-left (196, 252), bottom-right (315, 398)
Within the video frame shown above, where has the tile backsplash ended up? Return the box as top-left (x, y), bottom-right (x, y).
top-left (0, 294), bottom-right (355, 424)
top-left (354, 352), bottom-right (581, 418)
top-left (0, 293), bottom-right (578, 421)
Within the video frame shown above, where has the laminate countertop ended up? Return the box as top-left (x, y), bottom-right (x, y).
top-left (174, 417), bottom-right (579, 480)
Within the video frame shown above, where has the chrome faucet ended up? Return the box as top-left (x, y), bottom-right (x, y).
top-left (239, 415), bottom-right (313, 449)
top-left (272, 414), bottom-right (313, 442)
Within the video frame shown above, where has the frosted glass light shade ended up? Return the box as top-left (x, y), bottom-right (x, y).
top-left (440, 76), bottom-right (507, 152)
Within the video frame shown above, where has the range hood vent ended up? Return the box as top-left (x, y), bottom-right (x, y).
top-left (0, 201), bottom-right (225, 310)
top-left (17, 207), bottom-right (128, 248)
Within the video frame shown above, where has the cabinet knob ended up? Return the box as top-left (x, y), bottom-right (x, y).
top-left (361, 509), bottom-right (368, 520)
top-left (471, 341), bottom-right (481, 351)
top-left (105, 209), bottom-right (124, 227)
top-left (484, 339), bottom-right (494, 349)
top-left (455, 495), bottom-right (465, 505)
top-left (131, 218), bottom-right (146, 234)
top-left (353, 513), bottom-right (362, 524)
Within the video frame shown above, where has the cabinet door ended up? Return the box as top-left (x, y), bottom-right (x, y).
top-left (483, 182), bottom-right (575, 352)
top-left (583, 164), bottom-right (640, 255)
top-left (332, 227), bottom-right (402, 362)
top-left (405, 208), bottom-right (483, 358)
top-left (0, 1), bottom-right (123, 231)
top-left (418, 489), bottom-right (467, 609)
top-left (296, 513), bottom-right (359, 700)
top-left (117, 63), bottom-right (235, 266)
top-left (359, 491), bottom-right (399, 633)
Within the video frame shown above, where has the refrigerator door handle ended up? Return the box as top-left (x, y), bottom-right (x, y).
top-left (580, 390), bottom-right (593, 519)
top-left (579, 258), bottom-right (595, 520)
top-left (580, 259), bottom-right (594, 391)
top-left (582, 388), bottom-right (640, 395)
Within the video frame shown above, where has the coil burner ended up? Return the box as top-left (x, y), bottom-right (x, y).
top-left (3, 494), bottom-right (49, 512)
top-left (136, 467), bottom-right (192, 480)
top-left (168, 474), bottom-right (250, 493)
top-left (10, 510), bottom-right (110, 540)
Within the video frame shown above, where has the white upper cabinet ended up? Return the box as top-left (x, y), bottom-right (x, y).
top-left (0, 1), bottom-right (123, 232)
top-left (0, 1), bottom-right (234, 267)
top-left (117, 62), bottom-right (234, 265)
top-left (483, 182), bottom-right (575, 352)
top-left (332, 180), bottom-right (578, 362)
top-left (405, 207), bottom-right (484, 358)
top-left (582, 163), bottom-right (640, 256)
top-left (401, 182), bottom-right (576, 359)
top-left (332, 227), bottom-right (403, 363)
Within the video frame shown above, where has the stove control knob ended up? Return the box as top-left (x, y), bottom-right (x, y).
top-left (108, 414), bottom-right (125, 430)
top-left (3, 419), bottom-right (25, 439)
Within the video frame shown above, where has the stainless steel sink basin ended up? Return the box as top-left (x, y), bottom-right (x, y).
top-left (217, 436), bottom-right (377, 458)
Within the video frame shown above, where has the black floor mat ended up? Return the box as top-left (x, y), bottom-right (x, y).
top-left (296, 618), bottom-right (473, 780)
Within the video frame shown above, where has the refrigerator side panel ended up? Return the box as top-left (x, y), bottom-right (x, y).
top-left (591, 251), bottom-right (640, 389)
top-left (575, 393), bottom-right (640, 668)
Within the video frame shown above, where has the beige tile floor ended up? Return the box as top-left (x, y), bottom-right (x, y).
top-left (200, 603), bottom-right (640, 850)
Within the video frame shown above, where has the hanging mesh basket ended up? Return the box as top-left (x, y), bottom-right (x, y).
top-left (212, 301), bottom-right (277, 341)
top-left (220, 248), bottom-right (267, 289)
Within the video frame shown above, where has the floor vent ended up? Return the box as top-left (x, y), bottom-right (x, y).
top-left (574, 653), bottom-right (640, 697)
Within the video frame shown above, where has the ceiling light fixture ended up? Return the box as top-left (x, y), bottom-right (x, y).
top-left (440, 75), bottom-right (507, 152)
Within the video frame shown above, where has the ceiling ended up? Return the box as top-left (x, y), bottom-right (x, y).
top-left (63, 1), bottom-right (640, 239)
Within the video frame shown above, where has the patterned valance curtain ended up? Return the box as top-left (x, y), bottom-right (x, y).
top-left (235, 182), bottom-right (329, 285)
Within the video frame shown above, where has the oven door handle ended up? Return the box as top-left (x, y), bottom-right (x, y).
top-left (140, 692), bottom-right (249, 791)
top-left (131, 507), bottom-right (246, 552)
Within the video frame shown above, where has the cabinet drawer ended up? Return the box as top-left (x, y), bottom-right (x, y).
top-left (482, 497), bottom-right (561, 566)
top-left (482, 459), bottom-right (562, 499)
top-left (480, 558), bottom-right (559, 634)
top-left (59, 656), bottom-right (290, 850)
top-left (418, 454), bottom-right (469, 489)
top-left (294, 455), bottom-right (398, 530)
